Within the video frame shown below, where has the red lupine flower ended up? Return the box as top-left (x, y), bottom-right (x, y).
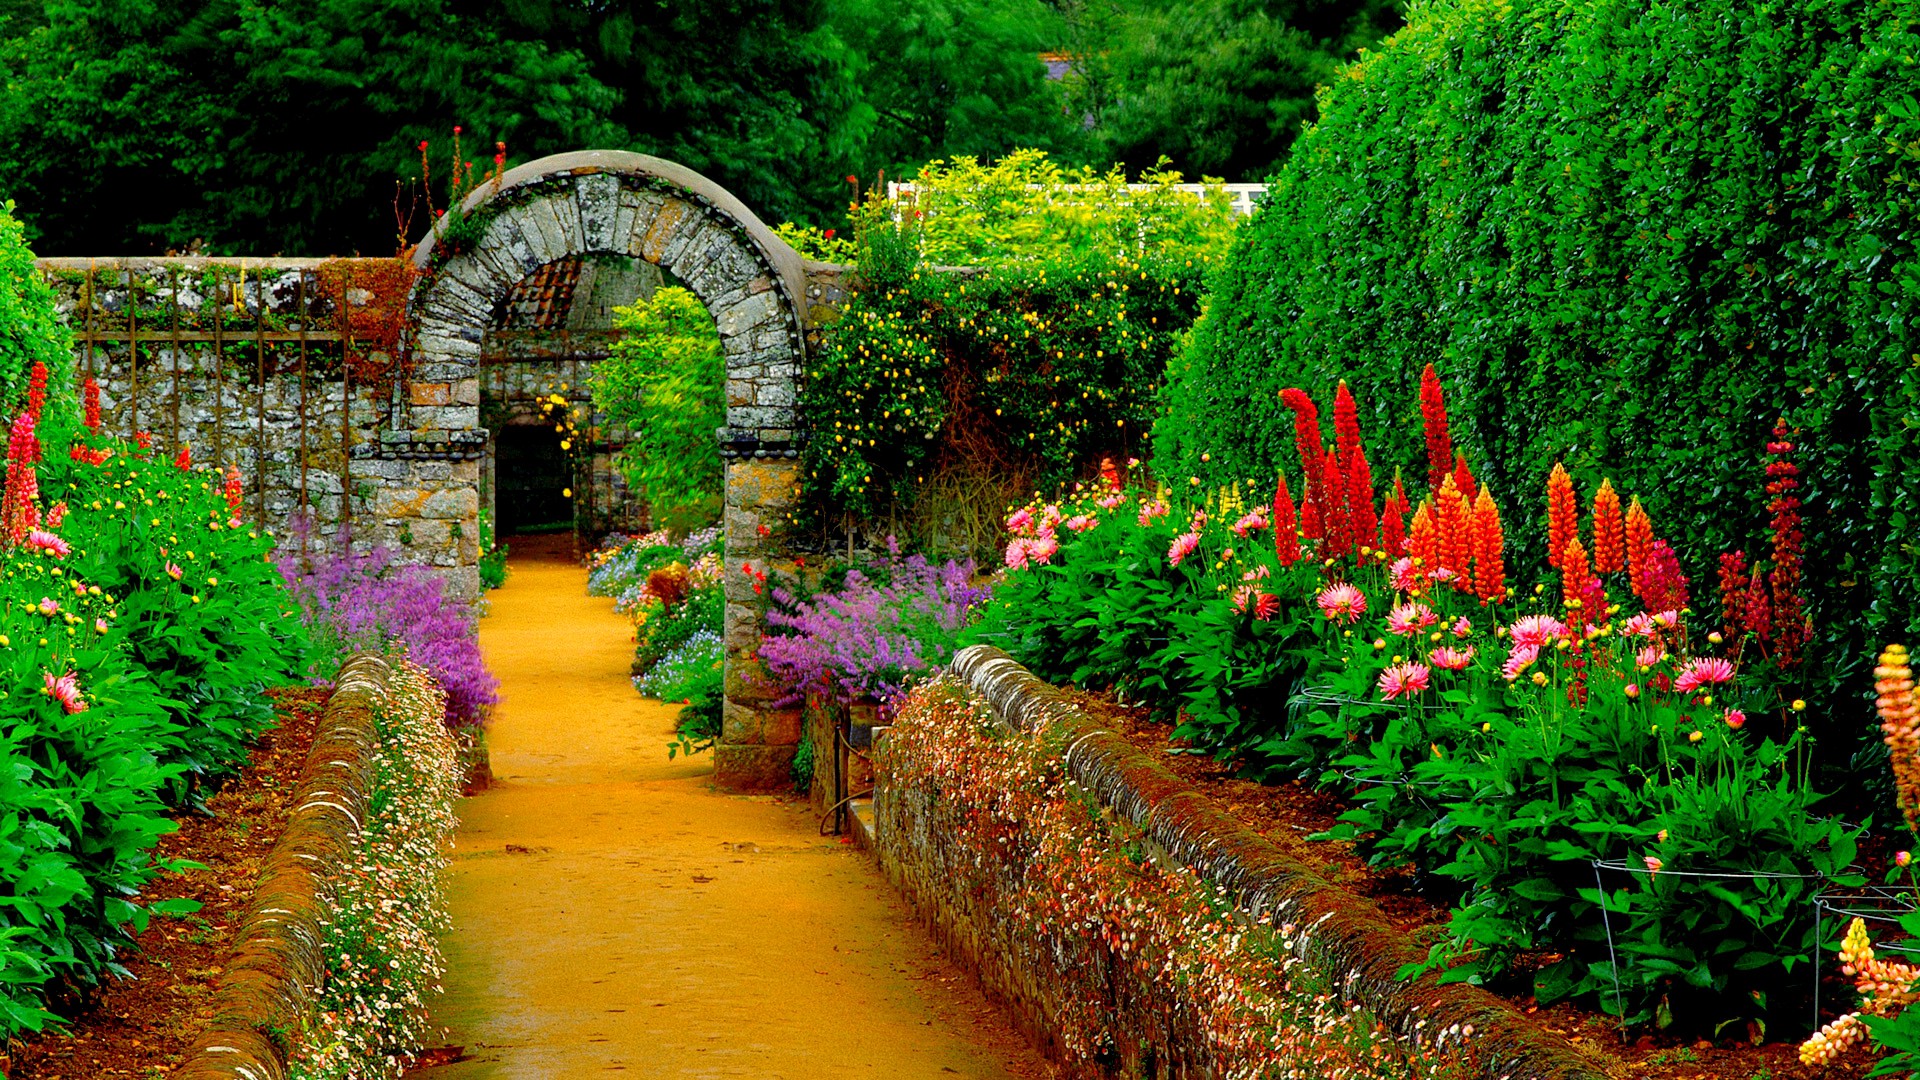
top-left (1547, 463), bottom-right (1578, 570)
top-left (1380, 472), bottom-right (1409, 558)
top-left (2, 411), bottom-right (40, 545)
top-left (82, 377), bottom-right (101, 432)
top-left (1279, 389), bottom-right (1327, 536)
top-left (174, 445), bottom-right (191, 470)
top-left (1742, 567), bottom-right (1772, 640)
top-left (1626, 496), bottom-right (1654, 602)
top-left (1592, 479), bottom-right (1625, 574)
top-left (1451, 453), bottom-right (1475, 507)
top-left (224, 465), bottom-right (244, 525)
top-left (1470, 485), bottom-right (1505, 604)
top-left (1332, 382), bottom-right (1377, 549)
top-left (1272, 472), bottom-right (1300, 567)
top-left (1717, 551), bottom-right (1749, 641)
top-left (25, 362), bottom-right (47, 424)
top-left (1765, 418), bottom-right (1806, 669)
top-left (1319, 446), bottom-right (1350, 559)
top-left (1641, 538), bottom-right (1690, 615)
top-left (134, 430), bottom-right (153, 453)
top-left (1419, 363), bottom-right (1452, 496)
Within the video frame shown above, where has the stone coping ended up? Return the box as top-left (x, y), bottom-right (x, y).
top-left (946, 644), bottom-right (1612, 1080)
top-left (173, 654), bottom-right (391, 1080)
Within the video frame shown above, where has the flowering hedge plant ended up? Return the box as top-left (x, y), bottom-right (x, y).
top-left (972, 369), bottom-right (1856, 1031)
top-left (588, 529), bottom-right (724, 753)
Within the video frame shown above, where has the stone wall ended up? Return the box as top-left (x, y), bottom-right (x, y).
top-left (871, 646), bottom-right (1612, 1080)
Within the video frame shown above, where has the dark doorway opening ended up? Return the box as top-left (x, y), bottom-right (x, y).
top-left (495, 423), bottom-right (573, 536)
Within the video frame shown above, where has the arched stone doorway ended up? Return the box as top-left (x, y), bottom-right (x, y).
top-left (407, 150), bottom-right (811, 790)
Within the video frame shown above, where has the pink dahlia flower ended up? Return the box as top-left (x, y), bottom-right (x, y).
top-left (1316, 583), bottom-right (1367, 623)
top-left (1378, 661), bottom-right (1432, 700)
top-left (41, 670), bottom-right (86, 714)
top-left (1428, 645), bottom-right (1475, 671)
top-left (24, 530), bottom-right (68, 557)
top-left (1675, 657), bottom-right (1736, 693)
top-left (1168, 532), bottom-right (1201, 568)
top-left (1501, 644), bottom-right (1541, 681)
top-left (1386, 602), bottom-right (1438, 637)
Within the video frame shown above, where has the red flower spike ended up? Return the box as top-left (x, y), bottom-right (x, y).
top-left (1272, 473), bottom-right (1300, 567)
top-left (1332, 381), bottom-right (1378, 548)
top-left (1380, 472), bottom-right (1409, 558)
top-left (174, 445), bottom-right (191, 470)
top-left (1419, 363), bottom-right (1452, 496)
top-left (1, 411), bottom-right (40, 545)
top-left (1641, 538), bottom-right (1691, 614)
top-left (25, 362), bottom-right (47, 424)
top-left (1320, 445), bottom-right (1351, 559)
top-left (1764, 418), bottom-right (1807, 669)
top-left (1717, 551), bottom-right (1749, 641)
top-left (1547, 463), bottom-right (1578, 571)
top-left (1451, 452), bottom-right (1475, 506)
top-left (1626, 496), bottom-right (1654, 602)
top-left (1471, 485), bottom-right (1505, 603)
top-left (1742, 567), bottom-right (1771, 641)
top-left (82, 377), bottom-right (101, 433)
top-left (1279, 389), bottom-right (1327, 534)
top-left (1592, 479), bottom-right (1625, 574)
top-left (1299, 485), bottom-right (1323, 540)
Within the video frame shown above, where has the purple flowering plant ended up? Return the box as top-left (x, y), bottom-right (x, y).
top-left (760, 538), bottom-right (989, 711)
top-left (277, 514), bottom-right (499, 728)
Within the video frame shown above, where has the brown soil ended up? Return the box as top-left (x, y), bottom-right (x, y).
top-left (1075, 691), bottom-right (1867, 1080)
top-left (411, 541), bottom-right (1051, 1078)
top-left (2, 686), bottom-right (329, 1079)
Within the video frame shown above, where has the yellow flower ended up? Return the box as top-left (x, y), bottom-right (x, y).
top-left (1530, 671), bottom-right (1549, 687)
top-left (1792, 699), bottom-right (1807, 712)
top-left (1688, 730), bottom-right (1704, 743)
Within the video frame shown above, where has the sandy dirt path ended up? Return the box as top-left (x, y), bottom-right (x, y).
top-left (410, 544), bottom-right (1048, 1080)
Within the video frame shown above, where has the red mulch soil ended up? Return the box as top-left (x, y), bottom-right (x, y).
top-left (1071, 690), bottom-right (1871, 1080)
top-left (1, 686), bottom-right (329, 1080)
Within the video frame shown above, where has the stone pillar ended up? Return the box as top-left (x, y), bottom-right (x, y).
top-left (715, 454), bottom-right (803, 790)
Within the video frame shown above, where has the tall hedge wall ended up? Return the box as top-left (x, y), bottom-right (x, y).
top-left (1155, 0), bottom-right (1920, 753)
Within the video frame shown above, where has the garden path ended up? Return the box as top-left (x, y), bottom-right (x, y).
top-left (409, 539), bottom-right (1048, 1079)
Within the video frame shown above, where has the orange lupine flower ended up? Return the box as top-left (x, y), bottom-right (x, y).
top-left (1878, 644), bottom-right (1920, 831)
top-left (1591, 478), bottom-right (1624, 574)
top-left (1547, 463), bottom-right (1578, 570)
top-left (1626, 496), bottom-right (1654, 601)
top-left (1563, 536), bottom-right (1593, 619)
top-left (1409, 500), bottom-right (1438, 570)
top-left (1436, 475), bottom-right (1472, 588)
top-left (1471, 485), bottom-right (1505, 603)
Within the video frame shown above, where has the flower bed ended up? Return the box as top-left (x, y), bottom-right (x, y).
top-left (1, 686), bottom-right (327, 1078)
top-left (967, 370), bottom-right (1856, 1032)
top-left (587, 528), bottom-right (725, 753)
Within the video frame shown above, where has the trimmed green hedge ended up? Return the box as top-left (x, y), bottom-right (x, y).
top-left (1155, 0), bottom-right (1920, 761)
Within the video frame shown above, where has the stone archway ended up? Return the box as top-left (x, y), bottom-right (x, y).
top-left (407, 150), bottom-right (811, 791)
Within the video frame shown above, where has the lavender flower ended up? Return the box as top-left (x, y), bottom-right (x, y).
top-left (760, 553), bottom-right (989, 711)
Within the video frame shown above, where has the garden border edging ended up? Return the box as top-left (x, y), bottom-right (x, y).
top-left (929, 644), bottom-right (1612, 1080)
top-left (173, 653), bottom-right (391, 1080)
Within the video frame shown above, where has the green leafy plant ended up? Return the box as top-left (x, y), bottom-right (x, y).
top-left (591, 288), bottom-right (724, 531)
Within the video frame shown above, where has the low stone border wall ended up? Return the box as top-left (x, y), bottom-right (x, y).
top-left (173, 654), bottom-right (391, 1080)
top-left (873, 644), bottom-right (1610, 1080)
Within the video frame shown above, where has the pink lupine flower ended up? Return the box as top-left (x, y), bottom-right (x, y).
top-left (1501, 644), bottom-right (1541, 680)
top-left (1316, 583), bottom-right (1367, 623)
top-left (1675, 657), bottom-right (1736, 693)
top-left (41, 670), bottom-right (85, 713)
top-left (1378, 661), bottom-right (1432, 700)
top-left (24, 530), bottom-right (69, 557)
top-left (1167, 532), bottom-right (1200, 568)
top-left (1428, 646), bottom-right (1475, 671)
top-left (1386, 602), bottom-right (1438, 637)
top-left (1509, 614), bottom-right (1568, 649)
